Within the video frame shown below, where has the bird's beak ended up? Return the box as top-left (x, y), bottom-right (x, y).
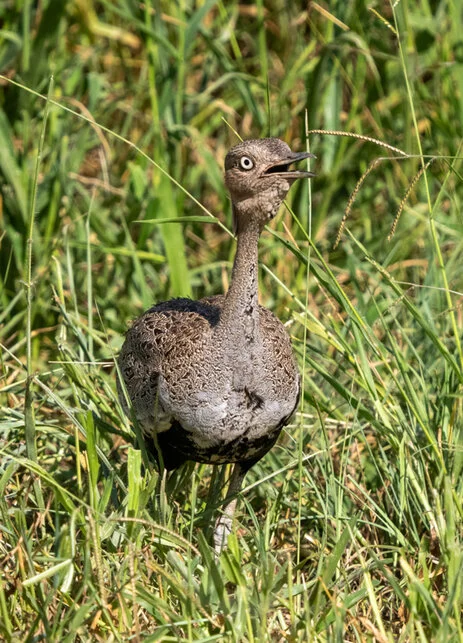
top-left (262, 151), bottom-right (316, 179)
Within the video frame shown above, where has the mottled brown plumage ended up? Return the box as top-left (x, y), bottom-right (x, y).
top-left (118, 138), bottom-right (315, 551)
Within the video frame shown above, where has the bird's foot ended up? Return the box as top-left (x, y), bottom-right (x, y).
top-left (213, 513), bottom-right (233, 555)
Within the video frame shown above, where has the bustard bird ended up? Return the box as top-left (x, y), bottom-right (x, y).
top-left (118, 138), bottom-right (315, 552)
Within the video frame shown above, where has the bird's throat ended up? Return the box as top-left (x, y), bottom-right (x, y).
top-left (216, 223), bottom-right (261, 351)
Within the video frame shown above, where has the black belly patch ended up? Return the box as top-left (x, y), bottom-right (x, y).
top-left (147, 420), bottom-right (281, 471)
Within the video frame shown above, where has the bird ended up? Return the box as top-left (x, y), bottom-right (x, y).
top-left (117, 138), bottom-right (315, 552)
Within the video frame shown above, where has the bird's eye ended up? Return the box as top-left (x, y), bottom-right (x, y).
top-left (239, 156), bottom-right (254, 171)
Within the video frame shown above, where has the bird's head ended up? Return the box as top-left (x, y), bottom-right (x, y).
top-left (224, 138), bottom-right (315, 234)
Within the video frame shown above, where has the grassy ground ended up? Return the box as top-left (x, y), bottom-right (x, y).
top-left (1, 1), bottom-right (463, 640)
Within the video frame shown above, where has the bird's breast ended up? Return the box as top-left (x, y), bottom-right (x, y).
top-left (159, 365), bottom-right (298, 450)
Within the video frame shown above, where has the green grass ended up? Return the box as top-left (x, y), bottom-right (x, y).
top-left (1, 0), bottom-right (463, 640)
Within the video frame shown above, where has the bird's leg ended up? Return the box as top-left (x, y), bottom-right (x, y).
top-left (213, 462), bottom-right (247, 555)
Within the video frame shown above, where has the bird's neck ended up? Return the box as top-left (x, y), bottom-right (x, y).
top-left (216, 216), bottom-right (261, 348)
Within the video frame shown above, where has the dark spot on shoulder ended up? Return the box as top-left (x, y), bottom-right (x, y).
top-left (148, 297), bottom-right (222, 327)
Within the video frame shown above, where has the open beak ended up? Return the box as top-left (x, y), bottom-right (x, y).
top-left (262, 151), bottom-right (316, 179)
